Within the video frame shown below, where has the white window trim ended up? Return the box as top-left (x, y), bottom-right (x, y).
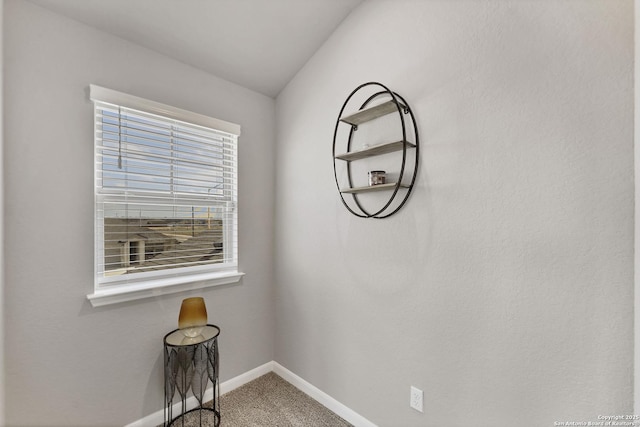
top-left (88, 85), bottom-right (243, 307)
top-left (87, 271), bottom-right (245, 307)
top-left (89, 85), bottom-right (241, 135)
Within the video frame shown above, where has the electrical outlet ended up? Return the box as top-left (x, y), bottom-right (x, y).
top-left (410, 386), bottom-right (423, 412)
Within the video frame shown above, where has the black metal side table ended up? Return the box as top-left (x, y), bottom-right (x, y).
top-left (163, 324), bottom-right (220, 427)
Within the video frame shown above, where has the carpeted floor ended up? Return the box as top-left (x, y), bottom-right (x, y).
top-left (166, 372), bottom-right (353, 426)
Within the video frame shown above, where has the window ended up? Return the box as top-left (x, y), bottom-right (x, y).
top-left (88, 85), bottom-right (243, 307)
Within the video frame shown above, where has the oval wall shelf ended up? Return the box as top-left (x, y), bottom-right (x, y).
top-left (332, 82), bottom-right (419, 218)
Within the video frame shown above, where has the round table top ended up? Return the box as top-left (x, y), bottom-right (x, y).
top-left (164, 324), bottom-right (220, 347)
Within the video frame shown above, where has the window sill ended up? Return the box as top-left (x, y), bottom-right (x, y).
top-left (87, 271), bottom-right (244, 307)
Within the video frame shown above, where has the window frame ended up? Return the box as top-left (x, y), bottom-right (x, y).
top-left (87, 85), bottom-right (243, 307)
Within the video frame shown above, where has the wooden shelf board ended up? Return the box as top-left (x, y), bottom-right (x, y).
top-left (339, 100), bottom-right (407, 126)
top-left (341, 182), bottom-right (409, 194)
top-left (335, 140), bottom-right (416, 162)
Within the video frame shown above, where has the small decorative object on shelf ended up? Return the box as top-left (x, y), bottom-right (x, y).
top-left (368, 170), bottom-right (386, 186)
top-left (178, 297), bottom-right (208, 338)
top-left (332, 82), bottom-right (419, 218)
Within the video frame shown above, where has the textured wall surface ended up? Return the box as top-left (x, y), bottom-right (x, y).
top-left (3, 1), bottom-right (276, 425)
top-left (0, 0), bottom-right (4, 423)
top-left (275, 1), bottom-right (634, 426)
top-left (636, 0), bottom-right (640, 416)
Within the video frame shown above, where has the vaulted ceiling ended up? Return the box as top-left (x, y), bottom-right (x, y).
top-left (28, 0), bottom-right (364, 98)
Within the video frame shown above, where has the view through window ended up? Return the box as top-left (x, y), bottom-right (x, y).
top-left (92, 87), bottom-right (239, 288)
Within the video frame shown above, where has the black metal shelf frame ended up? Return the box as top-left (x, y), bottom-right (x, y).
top-left (332, 82), bottom-right (420, 218)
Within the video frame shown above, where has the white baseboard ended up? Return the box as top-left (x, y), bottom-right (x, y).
top-left (219, 360), bottom-right (274, 395)
top-left (272, 362), bottom-right (377, 427)
top-left (125, 361), bottom-right (376, 427)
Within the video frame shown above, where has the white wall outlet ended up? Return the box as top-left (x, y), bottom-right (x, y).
top-left (410, 386), bottom-right (423, 412)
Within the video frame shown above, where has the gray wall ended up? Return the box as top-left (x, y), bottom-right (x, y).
top-left (274, 1), bottom-right (634, 426)
top-left (0, 0), bottom-right (4, 423)
top-left (3, 1), bottom-right (276, 425)
top-left (636, 0), bottom-right (640, 416)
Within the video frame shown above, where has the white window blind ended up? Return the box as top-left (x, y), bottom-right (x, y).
top-left (90, 85), bottom-right (240, 296)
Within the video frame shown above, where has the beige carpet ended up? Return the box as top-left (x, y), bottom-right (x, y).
top-left (166, 372), bottom-right (353, 426)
